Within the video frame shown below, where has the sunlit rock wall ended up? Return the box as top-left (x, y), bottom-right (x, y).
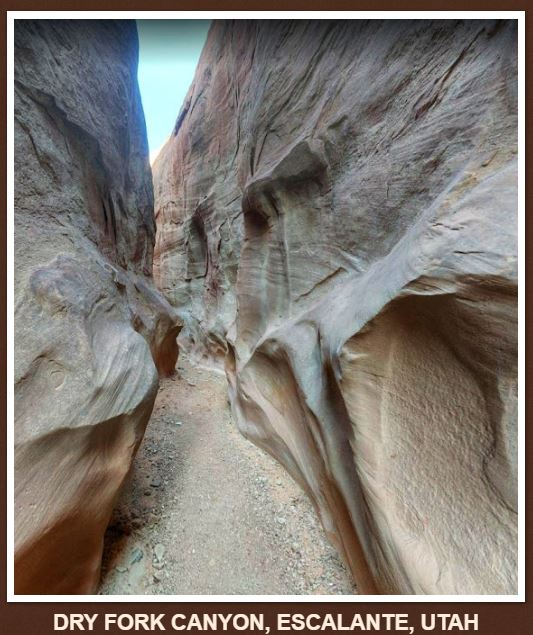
top-left (154, 20), bottom-right (518, 594)
top-left (14, 20), bottom-right (180, 594)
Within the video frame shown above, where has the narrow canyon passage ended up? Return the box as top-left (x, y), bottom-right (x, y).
top-left (98, 357), bottom-right (355, 595)
top-left (13, 19), bottom-right (518, 597)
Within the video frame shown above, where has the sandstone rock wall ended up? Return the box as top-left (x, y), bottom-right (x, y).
top-left (14, 20), bottom-right (180, 594)
top-left (154, 20), bottom-right (518, 594)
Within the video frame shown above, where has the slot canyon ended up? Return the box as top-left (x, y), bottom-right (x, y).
top-left (14, 19), bottom-right (518, 595)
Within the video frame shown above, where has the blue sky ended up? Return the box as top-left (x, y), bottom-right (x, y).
top-left (137, 20), bottom-right (211, 163)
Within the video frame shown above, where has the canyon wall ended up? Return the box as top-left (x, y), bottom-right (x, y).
top-left (14, 20), bottom-right (180, 594)
top-left (154, 20), bottom-right (518, 594)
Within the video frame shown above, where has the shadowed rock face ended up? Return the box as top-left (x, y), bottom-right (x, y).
top-left (14, 20), bottom-right (180, 594)
top-left (154, 20), bottom-right (518, 594)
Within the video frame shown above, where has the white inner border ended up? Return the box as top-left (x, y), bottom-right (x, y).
top-left (6, 10), bottom-right (526, 604)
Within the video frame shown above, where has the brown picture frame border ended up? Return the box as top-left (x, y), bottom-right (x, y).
top-left (2, 3), bottom-right (530, 633)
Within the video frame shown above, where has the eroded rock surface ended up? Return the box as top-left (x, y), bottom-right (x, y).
top-left (14, 20), bottom-right (180, 594)
top-left (154, 20), bottom-right (518, 594)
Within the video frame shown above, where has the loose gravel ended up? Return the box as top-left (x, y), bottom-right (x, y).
top-left (99, 356), bottom-right (356, 596)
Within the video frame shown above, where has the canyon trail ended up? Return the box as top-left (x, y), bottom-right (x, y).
top-left (99, 357), bottom-right (355, 595)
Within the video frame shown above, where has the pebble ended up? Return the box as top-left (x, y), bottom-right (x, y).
top-left (130, 548), bottom-right (143, 564)
top-left (144, 490), bottom-right (152, 496)
top-left (154, 544), bottom-right (166, 562)
top-left (150, 476), bottom-right (162, 488)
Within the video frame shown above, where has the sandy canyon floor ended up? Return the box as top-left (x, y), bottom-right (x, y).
top-left (98, 357), bottom-right (355, 595)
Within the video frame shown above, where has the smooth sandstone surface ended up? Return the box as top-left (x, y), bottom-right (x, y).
top-left (14, 20), bottom-right (180, 594)
top-left (154, 20), bottom-right (518, 594)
